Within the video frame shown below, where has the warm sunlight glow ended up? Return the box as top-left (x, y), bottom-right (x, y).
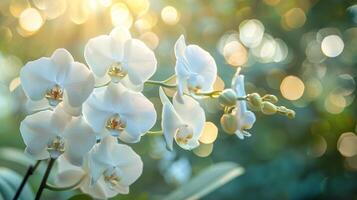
top-left (19, 8), bottom-right (43, 32)
top-left (111, 3), bottom-right (133, 28)
top-left (161, 6), bottom-right (180, 25)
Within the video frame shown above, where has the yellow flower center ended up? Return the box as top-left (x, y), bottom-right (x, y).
top-left (106, 114), bottom-right (126, 132)
top-left (187, 75), bottom-right (204, 94)
top-left (104, 174), bottom-right (120, 187)
top-left (45, 85), bottom-right (63, 106)
top-left (188, 85), bottom-right (202, 93)
top-left (108, 63), bottom-right (127, 82)
top-left (175, 125), bottom-right (194, 145)
top-left (47, 136), bottom-right (65, 157)
top-left (104, 168), bottom-right (122, 188)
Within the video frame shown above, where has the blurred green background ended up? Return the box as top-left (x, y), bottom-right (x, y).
top-left (0, 0), bottom-right (357, 199)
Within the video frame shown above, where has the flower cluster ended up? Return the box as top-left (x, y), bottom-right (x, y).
top-left (18, 27), bottom-right (294, 199)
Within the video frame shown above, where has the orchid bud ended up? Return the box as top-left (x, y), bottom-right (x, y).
top-left (220, 114), bottom-right (237, 134)
top-left (218, 89), bottom-right (237, 107)
top-left (262, 94), bottom-right (278, 104)
top-left (248, 93), bottom-right (262, 108)
top-left (286, 110), bottom-right (296, 119)
top-left (261, 102), bottom-right (277, 115)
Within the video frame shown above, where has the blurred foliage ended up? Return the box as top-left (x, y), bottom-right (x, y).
top-left (0, 0), bottom-right (357, 199)
top-left (0, 167), bottom-right (33, 200)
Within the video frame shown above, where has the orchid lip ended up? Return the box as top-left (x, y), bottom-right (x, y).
top-left (104, 167), bottom-right (122, 189)
top-left (45, 84), bottom-right (63, 106)
top-left (106, 114), bottom-right (126, 132)
top-left (107, 63), bottom-right (127, 82)
top-left (175, 124), bottom-right (194, 145)
top-left (188, 85), bottom-right (202, 93)
top-left (187, 74), bottom-right (204, 93)
top-left (47, 135), bottom-right (65, 158)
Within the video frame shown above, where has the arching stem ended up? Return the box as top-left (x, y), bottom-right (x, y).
top-left (45, 175), bottom-right (85, 191)
top-left (145, 80), bottom-right (176, 88)
top-left (147, 130), bottom-right (163, 135)
top-left (13, 160), bottom-right (41, 200)
top-left (35, 158), bottom-right (56, 200)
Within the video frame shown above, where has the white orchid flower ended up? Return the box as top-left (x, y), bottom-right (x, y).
top-left (54, 137), bottom-right (143, 199)
top-left (82, 82), bottom-right (156, 143)
top-left (55, 156), bottom-right (87, 190)
top-left (159, 87), bottom-right (205, 151)
top-left (84, 27), bottom-right (157, 91)
top-left (231, 70), bottom-right (256, 139)
top-left (54, 156), bottom-right (108, 200)
top-left (20, 104), bottom-right (97, 165)
top-left (89, 136), bottom-right (143, 198)
top-left (20, 48), bottom-right (95, 115)
top-left (174, 35), bottom-right (217, 99)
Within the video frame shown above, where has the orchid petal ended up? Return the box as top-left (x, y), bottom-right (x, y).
top-left (63, 61), bottom-right (94, 107)
top-left (242, 111), bottom-right (256, 130)
top-left (109, 26), bottom-right (131, 61)
top-left (20, 58), bottom-right (56, 101)
top-left (82, 87), bottom-right (115, 134)
top-left (84, 35), bottom-right (115, 77)
top-left (122, 39), bottom-right (157, 85)
top-left (50, 48), bottom-right (74, 83)
top-left (80, 178), bottom-right (107, 199)
top-left (184, 45), bottom-right (217, 92)
top-left (55, 156), bottom-right (86, 187)
top-left (104, 83), bottom-right (156, 142)
top-left (88, 136), bottom-right (116, 183)
top-left (63, 117), bottom-right (97, 166)
top-left (159, 88), bottom-right (183, 151)
top-left (108, 143), bottom-right (143, 186)
top-left (174, 35), bottom-right (186, 59)
top-left (20, 110), bottom-right (56, 159)
top-left (173, 93), bottom-right (205, 139)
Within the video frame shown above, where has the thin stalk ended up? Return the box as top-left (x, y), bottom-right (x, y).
top-left (237, 96), bottom-right (248, 101)
top-left (145, 80), bottom-right (176, 88)
top-left (45, 175), bottom-right (85, 191)
top-left (195, 90), bottom-right (222, 98)
top-left (35, 158), bottom-right (56, 200)
top-left (13, 160), bottom-right (41, 200)
top-left (147, 130), bottom-right (163, 135)
top-left (162, 75), bottom-right (176, 83)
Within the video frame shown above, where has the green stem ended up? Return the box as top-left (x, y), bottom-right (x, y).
top-left (147, 130), bottom-right (163, 135)
top-left (45, 175), bottom-right (85, 191)
top-left (237, 96), bottom-right (248, 101)
top-left (194, 90), bottom-right (222, 98)
top-left (35, 158), bottom-right (56, 200)
top-left (145, 80), bottom-right (176, 88)
top-left (13, 160), bottom-right (41, 200)
top-left (162, 75), bottom-right (176, 83)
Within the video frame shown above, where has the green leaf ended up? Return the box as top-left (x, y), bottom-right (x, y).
top-left (164, 162), bottom-right (244, 200)
top-left (0, 175), bottom-right (14, 200)
top-left (0, 147), bottom-right (34, 167)
top-left (68, 194), bottom-right (94, 200)
top-left (0, 167), bottom-right (34, 200)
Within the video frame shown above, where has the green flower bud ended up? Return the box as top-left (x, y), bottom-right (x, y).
top-left (286, 110), bottom-right (296, 119)
top-left (248, 93), bottom-right (262, 108)
top-left (261, 102), bottom-right (277, 115)
top-left (218, 89), bottom-right (237, 107)
top-left (220, 114), bottom-right (237, 134)
top-left (262, 94), bottom-right (278, 104)
top-left (247, 101), bottom-right (261, 111)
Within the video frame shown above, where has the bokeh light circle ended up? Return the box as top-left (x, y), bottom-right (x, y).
top-left (19, 8), bottom-right (43, 32)
top-left (280, 76), bottom-right (305, 100)
top-left (321, 35), bottom-right (344, 57)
